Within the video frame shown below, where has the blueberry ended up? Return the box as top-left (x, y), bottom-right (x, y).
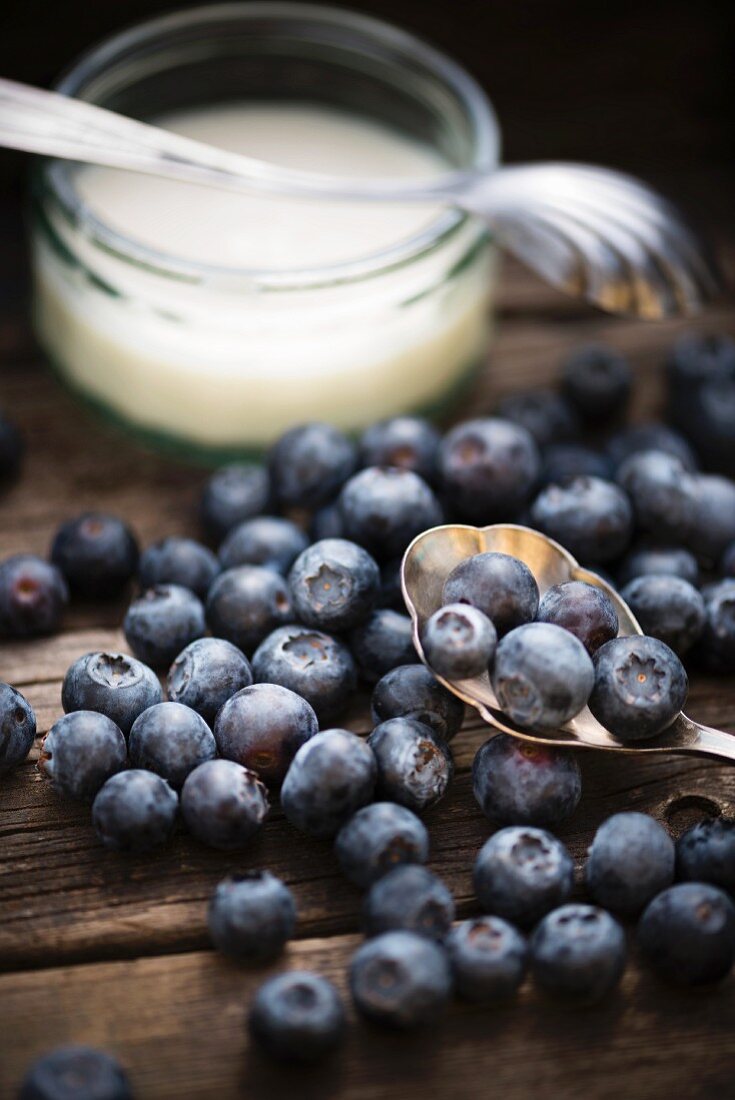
top-left (721, 540), bottom-right (735, 578)
top-left (443, 552), bottom-right (539, 636)
top-left (62, 651), bottom-right (162, 737)
top-left (530, 904), bottom-right (626, 1002)
top-left (371, 664), bottom-right (464, 742)
top-left (338, 466), bottom-right (443, 561)
top-left (472, 734), bottom-right (582, 828)
top-left (181, 758), bottom-right (269, 849)
top-left (360, 416), bottom-right (441, 484)
top-left (199, 463), bottom-right (271, 542)
top-left (447, 916), bottom-right (528, 1002)
top-left (19, 1046), bottom-right (131, 1100)
top-left (541, 443), bottom-right (612, 486)
top-left (586, 811), bottom-right (675, 916)
top-left (288, 538), bottom-right (380, 631)
top-left (206, 566), bottom-right (291, 654)
top-left (350, 930), bottom-right (451, 1028)
top-left (249, 971), bottom-right (345, 1062)
top-left (620, 575), bottom-right (705, 656)
top-left (606, 421), bottom-right (697, 472)
top-left (536, 580), bottom-right (618, 656)
top-left (668, 334), bottom-right (735, 468)
top-left (667, 331), bottom-right (735, 398)
top-left (589, 635), bottom-right (687, 741)
top-left (208, 870), bottom-right (296, 962)
top-left (269, 421), bottom-right (357, 509)
top-left (252, 624), bottom-right (356, 723)
top-left (309, 501), bottom-right (345, 541)
top-left (280, 728), bottom-right (376, 837)
top-left (695, 579), bottom-right (735, 672)
top-left (92, 769), bottom-right (177, 852)
top-left (496, 388), bottom-right (579, 448)
top-left (50, 513), bottom-right (139, 598)
top-left (0, 682), bottom-right (36, 774)
top-left (530, 476), bottom-right (633, 563)
top-left (376, 556), bottom-right (404, 610)
top-left (348, 609), bottom-right (416, 683)
top-left (473, 826), bottom-right (574, 929)
top-left (491, 622), bottom-right (594, 732)
top-left (213, 683), bottom-right (317, 788)
top-left (0, 411), bottom-right (23, 484)
top-left (617, 545), bottom-right (699, 587)
top-left (166, 637), bottom-right (252, 725)
top-left (683, 374), bottom-right (735, 476)
top-left (616, 449), bottom-right (696, 544)
top-left (0, 554), bottom-right (68, 637)
top-left (438, 417), bottom-right (541, 523)
top-left (362, 864), bottom-right (455, 941)
top-left (218, 516), bottom-right (308, 575)
top-left (124, 584), bottom-right (206, 669)
top-left (638, 882), bottom-right (735, 986)
top-left (560, 344), bottom-right (632, 423)
top-left (138, 536), bottom-right (219, 600)
top-left (128, 701), bottom-right (216, 790)
top-left (335, 802), bottom-right (429, 887)
top-left (687, 474), bottom-right (735, 564)
top-left (676, 816), bottom-right (735, 894)
top-left (368, 718), bottom-right (453, 812)
top-left (421, 603), bottom-right (497, 680)
top-left (39, 711), bottom-right (126, 801)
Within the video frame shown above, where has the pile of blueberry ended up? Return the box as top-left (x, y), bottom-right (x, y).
top-left (3, 332), bottom-right (735, 1093)
top-left (424, 550), bottom-right (688, 741)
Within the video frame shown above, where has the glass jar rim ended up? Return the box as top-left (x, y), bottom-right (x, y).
top-left (41, 2), bottom-right (500, 290)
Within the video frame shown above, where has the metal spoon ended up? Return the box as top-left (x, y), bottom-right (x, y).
top-left (401, 523), bottom-right (735, 762)
top-left (0, 77), bottom-right (722, 318)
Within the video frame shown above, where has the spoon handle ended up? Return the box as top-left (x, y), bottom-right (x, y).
top-left (0, 77), bottom-right (313, 194)
top-left (675, 714), bottom-right (735, 763)
top-left (0, 76), bottom-right (460, 200)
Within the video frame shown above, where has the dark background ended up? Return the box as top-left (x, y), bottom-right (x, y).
top-left (1, 0), bottom-right (733, 190)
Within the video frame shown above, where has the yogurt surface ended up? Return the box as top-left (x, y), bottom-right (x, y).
top-left (75, 103), bottom-right (449, 270)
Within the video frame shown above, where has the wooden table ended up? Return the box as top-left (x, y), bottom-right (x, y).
top-left (1, 196), bottom-right (734, 1100)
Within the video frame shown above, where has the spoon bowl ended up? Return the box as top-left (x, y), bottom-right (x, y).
top-left (401, 523), bottom-right (735, 761)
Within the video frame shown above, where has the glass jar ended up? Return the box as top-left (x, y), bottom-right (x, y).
top-left (31, 3), bottom-right (500, 459)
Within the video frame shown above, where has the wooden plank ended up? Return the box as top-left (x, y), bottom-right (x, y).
top-left (0, 629), bottom-right (125, 687)
top-left (0, 931), bottom-right (733, 1100)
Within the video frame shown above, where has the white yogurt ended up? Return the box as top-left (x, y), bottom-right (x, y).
top-left (77, 104), bottom-right (451, 269)
top-left (33, 102), bottom-right (494, 451)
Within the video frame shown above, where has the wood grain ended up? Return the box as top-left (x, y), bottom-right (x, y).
top-left (1, 934), bottom-right (734, 1100)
